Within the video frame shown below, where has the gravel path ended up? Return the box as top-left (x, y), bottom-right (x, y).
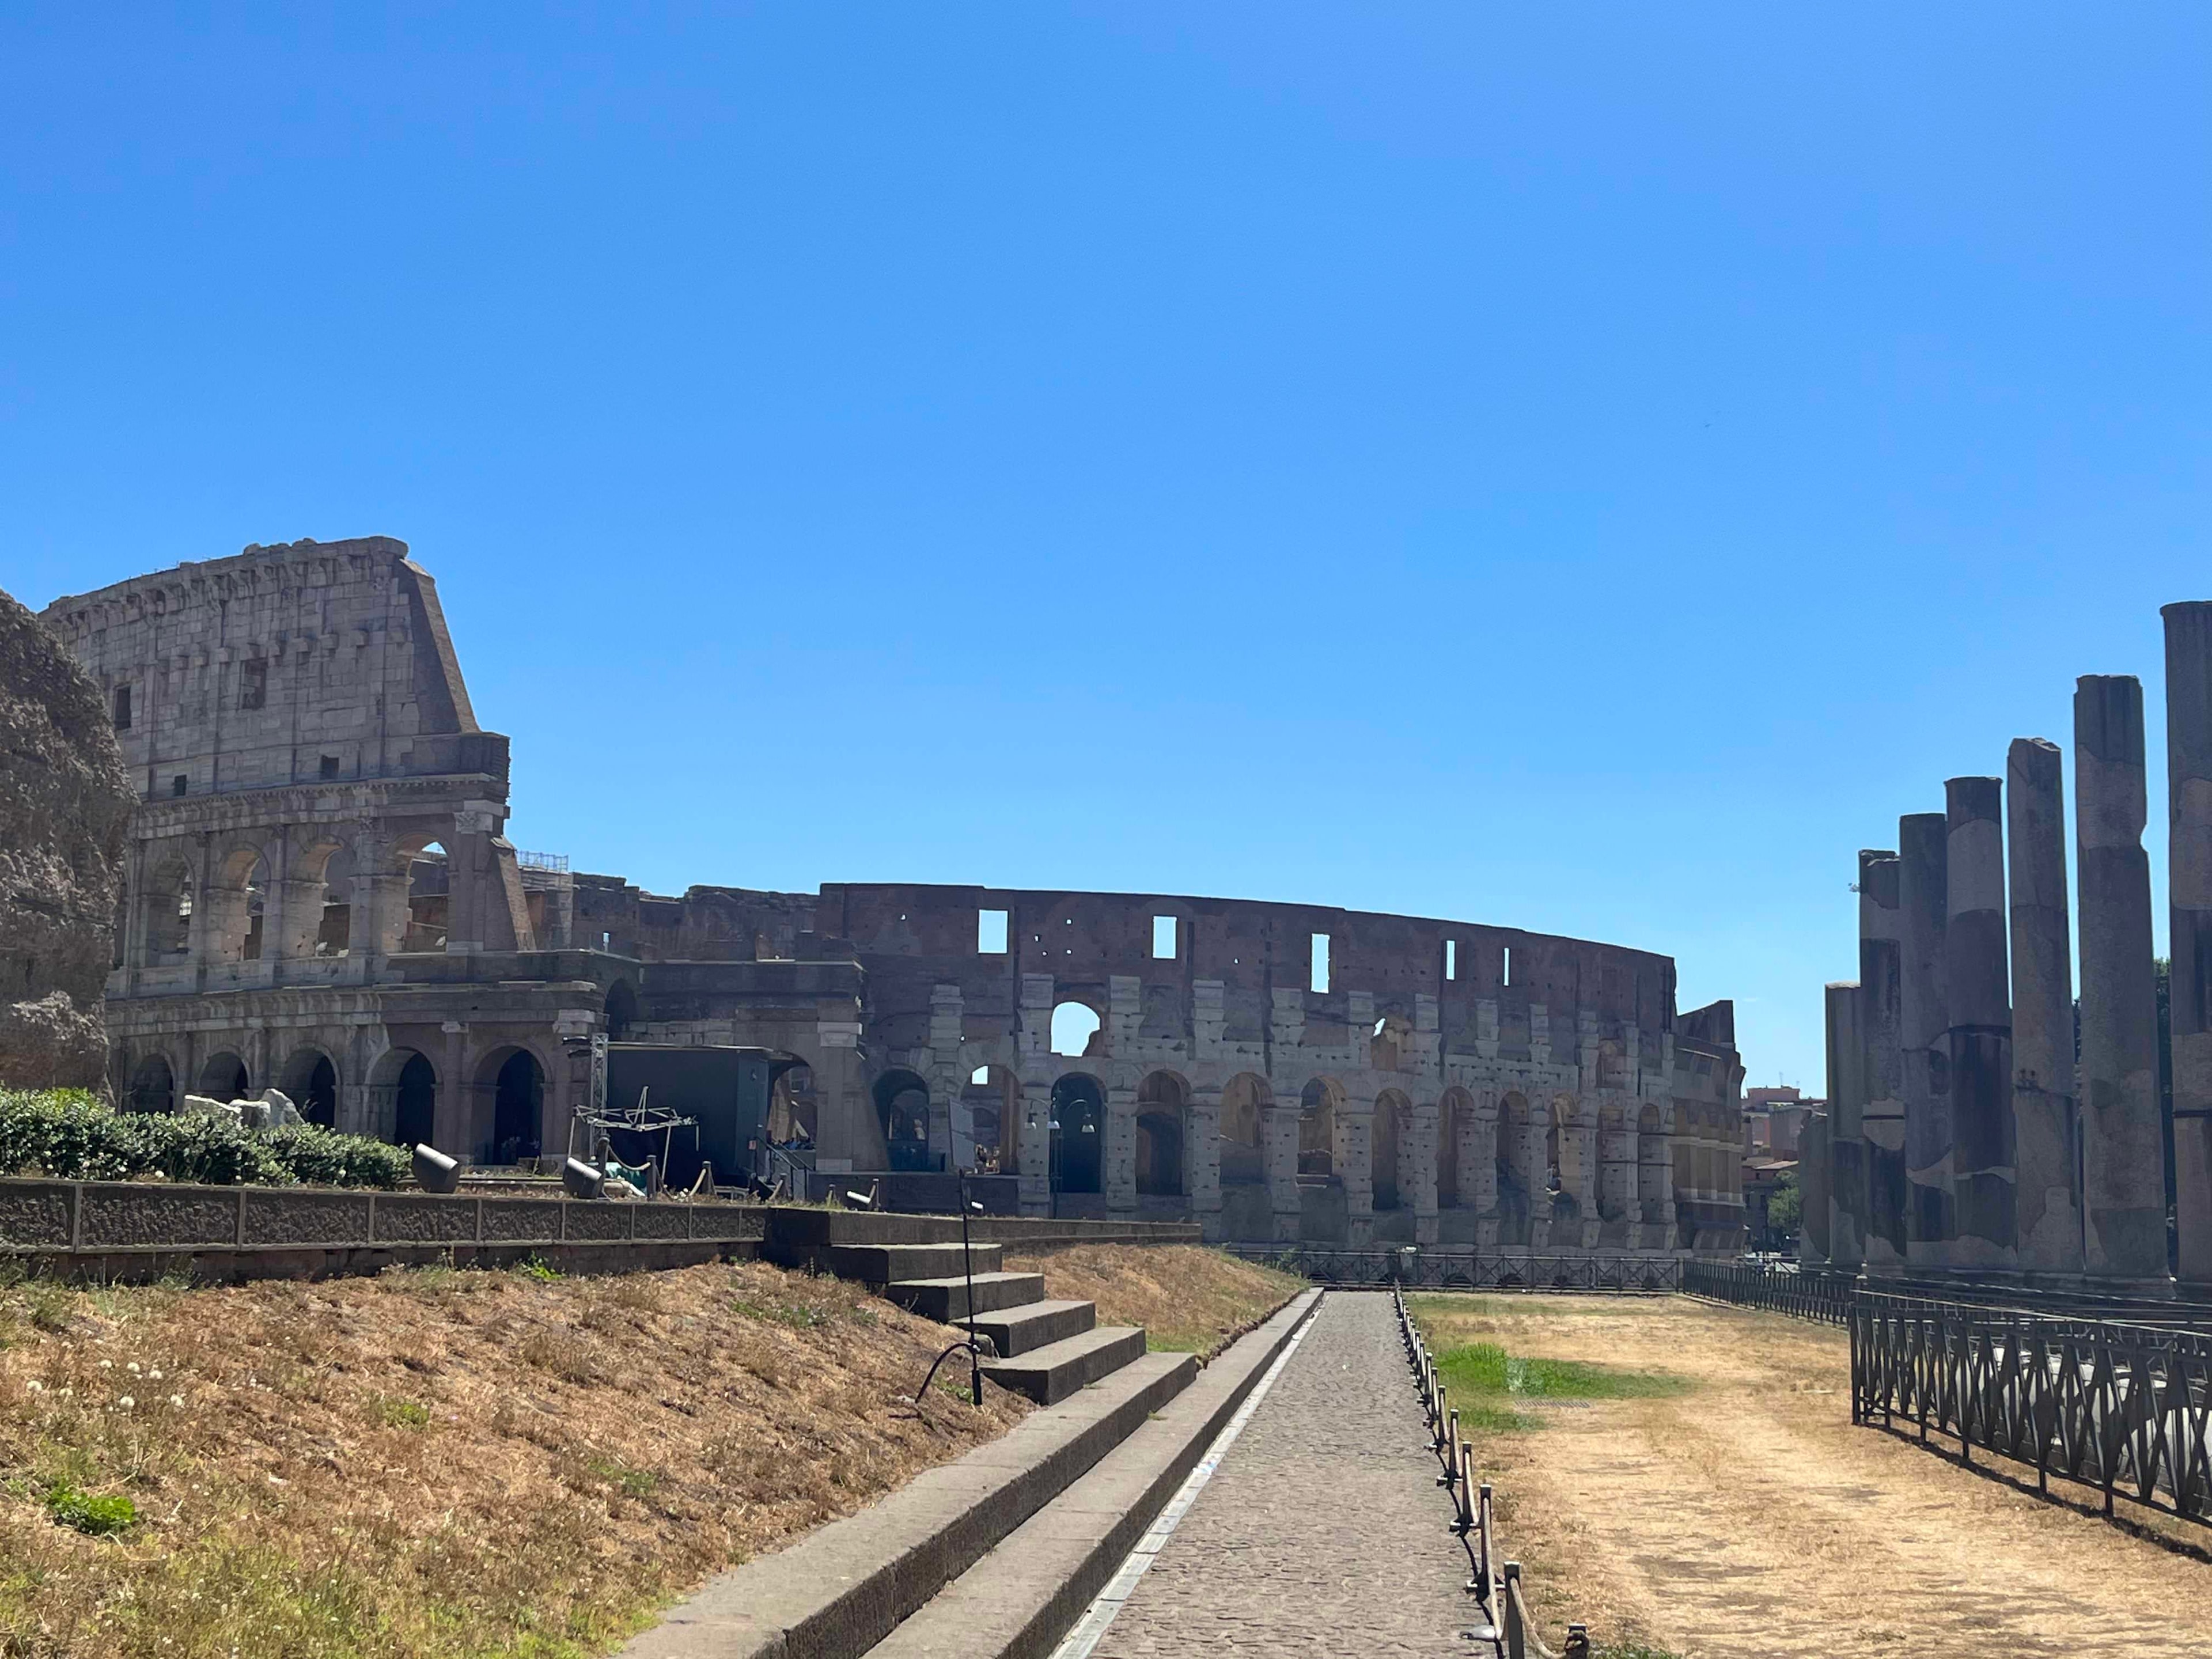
top-left (1086, 1291), bottom-right (1475, 1657)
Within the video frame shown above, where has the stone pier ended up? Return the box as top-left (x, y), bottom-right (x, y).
top-left (2165, 603), bottom-right (2212, 1285)
top-left (1824, 978), bottom-right (1864, 1270)
top-left (1945, 777), bottom-right (2014, 1270)
top-left (1899, 813), bottom-right (1953, 1271)
top-left (2007, 737), bottom-right (2083, 1277)
top-left (2075, 675), bottom-right (2170, 1287)
top-left (1859, 850), bottom-right (1910, 1271)
top-left (1802, 1106), bottom-right (1831, 1265)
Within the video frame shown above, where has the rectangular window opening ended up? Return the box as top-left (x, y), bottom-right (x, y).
top-left (240, 660), bottom-right (268, 711)
top-left (112, 685), bottom-right (131, 730)
top-left (1310, 932), bottom-right (1330, 994)
top-left (1503, 946), bottom-right (1513, 987)
top-left (319, 754), bottom-right (340, 779)
top-left (1444, 939), bottom-right (1457, 981)
top-left (1152, 915), bottom-right (1177, 960)
top-left (171, 774), bottom-right (188, 797)
top-left (978, 908), bottom-right (1009, 954)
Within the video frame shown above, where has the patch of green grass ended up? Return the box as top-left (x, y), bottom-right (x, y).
top-left (1145, 1332), bottom-right (1205, 1353)
top-left (372, 1394), bottom-right (431, 1430)
top-left (584, 1456), bottom-right (658, 1499)
top-left (43, 1482), bottom-right (138, 1536)
top-left (513, 1255), bottom-right (563, 1283)
top-left (1422, 1334), bottom-right (1688, 1434)
top-left (732, 1297), bottom-right (825, 1330)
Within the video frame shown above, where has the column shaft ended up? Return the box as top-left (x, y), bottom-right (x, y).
top-left (1825, 979), bottom-right (1865, 1268)
top-left (2007, 737), bottom-right (2084, 1275)
top-left (1859, 850), bottom-right (1911, 1268)
top-left (1899, 812), bottom-right (1954, 1269)
top-left (2076, 675), bottom-right (2169, 1284)
top-left (2165, 604), bottom-right (2212, 1283)
top-left (1946, 776), bottom-right (2016, 1268)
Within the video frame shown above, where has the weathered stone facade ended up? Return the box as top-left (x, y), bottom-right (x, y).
top-left (0, 586), bottom-right (134, 1088)
top-left (41, 540), bottom-right (1746, 1249)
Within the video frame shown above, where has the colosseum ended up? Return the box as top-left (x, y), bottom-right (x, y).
top-left (37, 536), bottom-right (1747, 1251)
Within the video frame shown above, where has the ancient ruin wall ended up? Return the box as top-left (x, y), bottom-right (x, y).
top-left (0, 586), bottom-right (135, 1088)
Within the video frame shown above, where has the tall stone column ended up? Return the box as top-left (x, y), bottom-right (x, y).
top-left (2076, 675), bottom-right (2170, 1286)
top-left (2164, 604), bottom-right (2212, 1283)
top-left (1946, 777), bottom-right (2016, 1270)
top-left (1104, 1082), bottom-right (1138, 1215)
top-left (1825, 979), bottom-right (1865, 1270)
top-left (1466, 1090), bottom-right (1501, 1247)
top-left (1899, 813), bottom-right (1954, 1271)
top-left (1338, 1094), bottom-right (1375, 1245)
top-left (1599, 1103), bottom-right (1636, 1226)
top-left (1802, 1108), bottom-right (1831, 1264)
top-left (1267, 1100), bottom-right (1301, 1243)
top-left (2007, 737), bottom-right (2084, 1277)
top-left (1858, 851), bottom-right (1911, 1270)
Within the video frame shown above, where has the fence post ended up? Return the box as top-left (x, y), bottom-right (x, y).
top-left (1502, 1562), bottom-right (1526, 1659)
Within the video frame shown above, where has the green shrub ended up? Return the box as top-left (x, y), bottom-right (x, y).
top-left (0, 1089), bottom-right (408, 1190)
top-left (43, 1482), bottom-right (138, 1536)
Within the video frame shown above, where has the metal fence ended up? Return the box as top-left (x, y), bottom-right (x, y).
top-left (1224, 1246), bottom-right (1682, 1294)
top-left (1394, 1285), bottom-right (1589, 1659)
top-left (1681, 1259), bottom-right (1853, 1325)
top-left (1850, 1293), bottom-right (2212, 1526)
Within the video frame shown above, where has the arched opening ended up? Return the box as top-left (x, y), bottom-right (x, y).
top-left (142, 857), bottom-right (194, 965)
top-left (1050, 1000), bottom-right (1102, 1059)
top-left (395, 1054), bottom-right (437, 1147)
top-left (1135, 1071), bottom-right (1187, 1198)
top-left (1297, 1077), bottom-right (1339, 1178)
top-left (1498, 1091), bottom-right (1532, 1203)
top-left (1438, 1086), bottom-right (1474, 1207)
top-left (402, 842), bottom-right (450, 952)
top-left (279, 1048), bottom-right (339, 1128)
top-left (198, 1051), bottom-right (249, 1102)
top-left (604, 979), bottom-right (639, 1041)
top-left (127, 1053), bottom-right (175, 1115)
top-left (769, 1060), bottom-right (816, 1146)
top-left (474, 1047), bottom-right (545, 1165)
top-left (315, 844), bottom-right (355, 956)
top-left (1219, 1073), bottom-right (1270, 1186)
top-left (1050, 1074), bottom-right (1105, 1194)
top-left (1548, 1095), bottom-right (1583, 1217)
top-left (1372, 1091), bottom-right (1408, 1210)
top-left (873, 1069), bottom-right (934, 1171)
top-left (960, 1065), bottom-right (1017, 1173)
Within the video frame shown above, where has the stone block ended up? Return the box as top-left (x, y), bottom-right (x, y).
top-left (0, 1180), bottom-right (74, 1248)
top-left (79, 1185), bottom-right (236, 1248)
top-left (373, 1194), bottom-right (481, 1244)
top-left (243, 1190), bottom-right (373, 1245)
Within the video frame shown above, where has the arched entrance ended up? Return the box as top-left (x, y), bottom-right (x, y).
top-left (279, 1048), bottom-right (339, 1128)
top-left (873, 1070), bottom-right (934, 1172)
top-left (1135, 1071), bottom-right (1187, 1198)
top-left (1372, 1090), bottom-right (1408, 1210)
top-left (395, 1054), bottom-right (437, 1148)
top-left (198, 1052), bottom-right (249, 1102)
top-left (1297, 1077), bottom-right (1339, 1177)
top-left (1219, 1073), bottom-right (1270, 1186)
top-left (472, 1047), bottom-right (545, 1165)
top-left (1050, 1074), bottom-right (1105, 1195)
top-left (127, 1054), bottom-right (175, 1115)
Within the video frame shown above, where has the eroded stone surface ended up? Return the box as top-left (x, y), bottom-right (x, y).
top-left (0, 585), bottom-right (132, 1089)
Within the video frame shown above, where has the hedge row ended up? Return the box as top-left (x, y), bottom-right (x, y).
top-left (0, 1089), bottom-right (413, 1190)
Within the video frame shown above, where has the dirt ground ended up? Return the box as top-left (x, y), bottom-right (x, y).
top-left (1409, 1294), bottom-right (2212, 1659)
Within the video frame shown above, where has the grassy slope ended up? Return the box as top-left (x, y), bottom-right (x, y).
top-left (0, 1259), bottom-right (1029, 1659)
top-left (996, 1245), bottom-right (1305, 1358)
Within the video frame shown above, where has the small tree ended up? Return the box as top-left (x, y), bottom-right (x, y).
top-left (1767, 1169), bottom-right (1801, 1244)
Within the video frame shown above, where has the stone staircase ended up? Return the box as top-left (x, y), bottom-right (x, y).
top-left (762, 1207), bottom-right (1148, 1404)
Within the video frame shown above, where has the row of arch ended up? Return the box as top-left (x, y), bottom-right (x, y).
top-left (119, 1041), bottom-right (552, 1164)
top-left (885, 1066), bottom-right (1674, 1218)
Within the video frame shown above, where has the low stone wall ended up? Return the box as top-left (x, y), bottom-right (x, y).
top-left (0, 1177), bottom-right (763, 1282)
top-left (971, 1217), bottom-right (1203, 1248)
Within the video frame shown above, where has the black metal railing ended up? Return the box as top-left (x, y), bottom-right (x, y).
top-left (1394, 1285), bottom-right (1590, 1659)
top-left (1682, 1259), bottom-right (1854, 1325)
top-left (1850, 1292), bottom-right (2212, 1527)
top-left (1227, 1246), bottom-right (1682, 1294)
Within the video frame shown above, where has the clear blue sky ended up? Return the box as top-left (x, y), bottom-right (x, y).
top-left (5, 6), bottom-right (2207, 1092)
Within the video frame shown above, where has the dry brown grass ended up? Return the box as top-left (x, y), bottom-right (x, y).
top-left (0, 1257), bottom-right (1028, 1659)
top-left (997, 1245), bottom-right (1302, 1359)
top-left (1410, 1294), bottom-right (2212, 1659)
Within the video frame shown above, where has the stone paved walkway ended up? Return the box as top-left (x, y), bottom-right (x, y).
top-left (1087, 1291), bottom-right (1475, 1657)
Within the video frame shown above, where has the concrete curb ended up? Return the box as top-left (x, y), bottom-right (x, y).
top-left (866, 1288), bottom-right (1326, 1659)
top-left (620, 1353), bottom-right (1200, 1659)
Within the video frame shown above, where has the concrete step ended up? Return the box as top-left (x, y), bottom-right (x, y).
top-left (762, 1206), bottom-right (965, 1260)
top-left (866, 1290), bottom-right (1323, 1659)
top-left (983, 1325), bottom-right (1149, 1406)
top-left (968, 1298), bottom-right (1097, 1359)
top-left (619, 1350), bottom-right (1200, 1659)
top-left (823, 1241), bottom-right (1005, 1284)
top-left (889, 1271), bottom-right (1049, 1322)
